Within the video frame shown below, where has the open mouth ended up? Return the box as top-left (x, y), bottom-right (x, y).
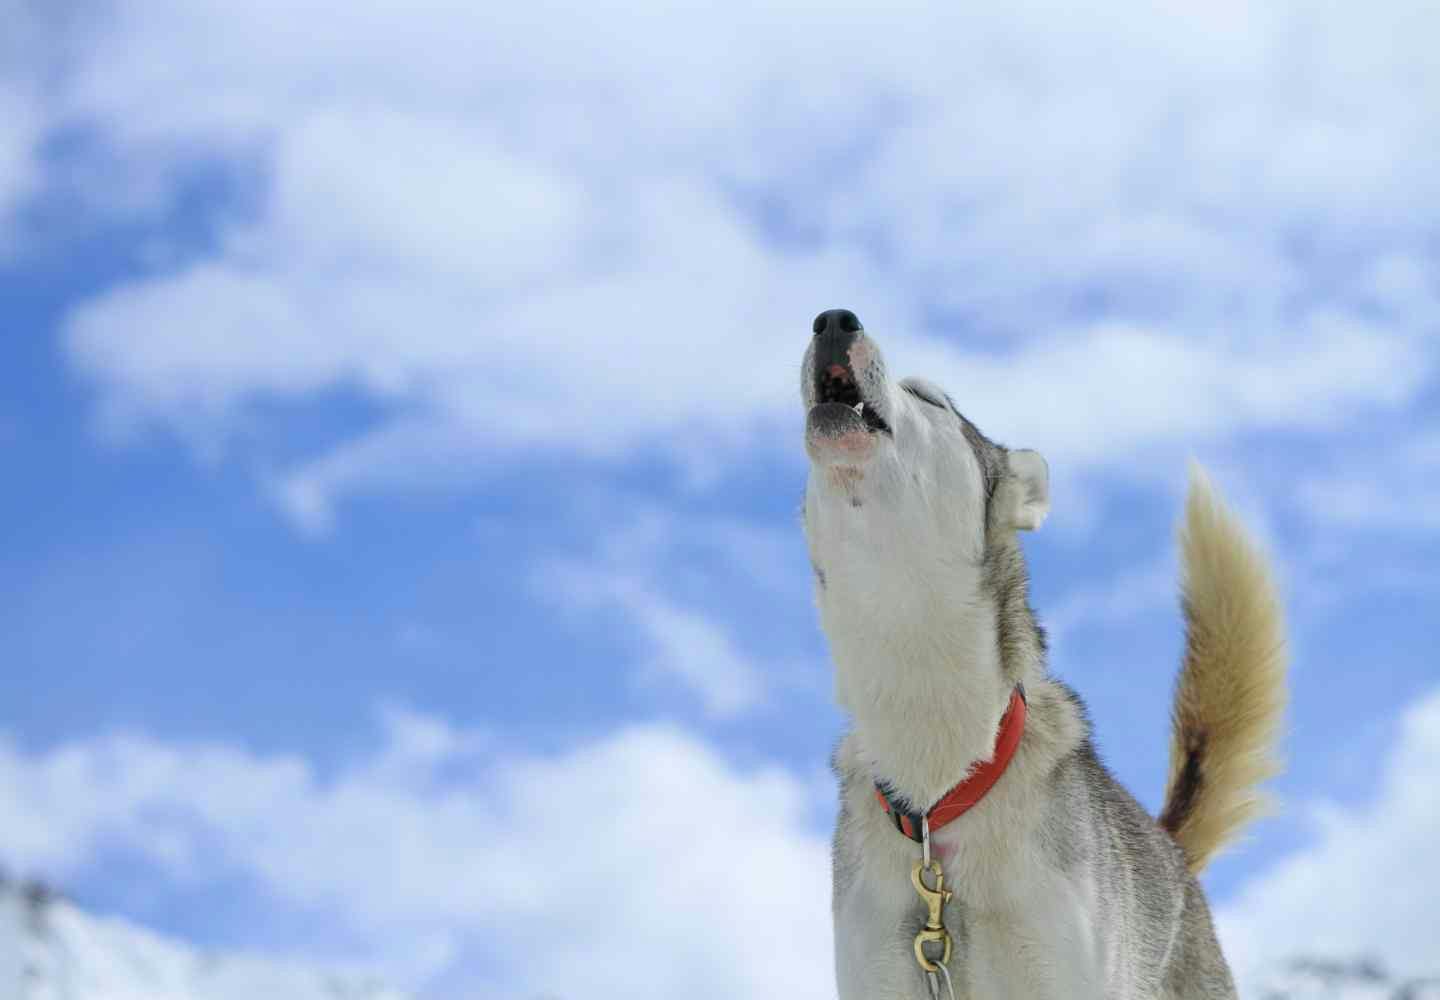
top-left (814, 364), bottom-right (890, 434)
top-left (805, 309), bottom-right (890, 463)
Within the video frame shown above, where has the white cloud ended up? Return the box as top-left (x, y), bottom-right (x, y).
top-left (621, 586), bottom-right (767, 717)
top-left (1043, 555), bottom-right (1175, 649)
top-left (0, 1), bottom-right (49, 253)
top-left (1217, 687), bottom-right (1440, 990)
top-left (8, 691), bottom-right (1439, 999)
top-left (546, 559), bottom-right (767, 718)
top-left (534, 507), bottom-right (818, 718)
top-left (0, 712), bottom-right (833, 999)
top-left (1299, 476), bottom-right (1440, 534)
top-left (38, 0), bottom-right (1439, 528)
top-left (0, 85), bottom-right (41, 246)
top-left (1298, 422), bottom-right (1440, 535)
top-left (6, 886), bottom-right (409, 1000)
top-left (882, 323), bottom-right (1431, 466)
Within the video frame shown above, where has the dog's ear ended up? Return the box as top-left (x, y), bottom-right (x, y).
top-left (1002, 449), bottom-right (1050, 531)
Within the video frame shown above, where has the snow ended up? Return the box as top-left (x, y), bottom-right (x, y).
top-left (0, 879), bottom-right (406, 1000)
top-left (3, 875), bottom-right (1437, 999)
top-left (1252, 958), bottom-right (1440, 1000)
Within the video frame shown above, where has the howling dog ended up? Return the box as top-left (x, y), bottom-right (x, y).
top-left (801, 310), bottom-right (1286, 999)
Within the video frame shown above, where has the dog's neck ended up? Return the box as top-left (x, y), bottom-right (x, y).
top-left (821, 553), bottom-right (1025, 811)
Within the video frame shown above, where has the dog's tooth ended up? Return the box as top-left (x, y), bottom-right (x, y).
top-left (854, 402), bottom-right (865, 415)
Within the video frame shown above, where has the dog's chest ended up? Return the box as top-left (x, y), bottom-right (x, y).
top-left (833, 816), bottom-right (1106, 1000)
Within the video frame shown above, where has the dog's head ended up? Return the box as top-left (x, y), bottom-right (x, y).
top-left (801, 309), bottom-right (1049, 613)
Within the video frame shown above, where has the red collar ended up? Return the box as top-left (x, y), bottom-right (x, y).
top-left (874, 685), bottom-right (1028, 843)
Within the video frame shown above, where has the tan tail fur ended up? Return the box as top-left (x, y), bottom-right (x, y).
top-left (1158, 464), bottom-right (1288, 874)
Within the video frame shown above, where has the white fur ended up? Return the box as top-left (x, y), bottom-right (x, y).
top-left (1003, 449), bottom-right (1050, 531)
top-left (806, 380), bottom-right (1010, 804)
top-left (803, 329), bottom-right (1275, 999)
top-left (830, 686), bottom-right (1101, 1000)
top-left (805, 343), bottom-right (1102, 999)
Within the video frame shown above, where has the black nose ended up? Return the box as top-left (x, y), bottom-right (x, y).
top-left (811, 309), bottom-right (864, 402)
top-left (812, 309), bottom-right (862, 337)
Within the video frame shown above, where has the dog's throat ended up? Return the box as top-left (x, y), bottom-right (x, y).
top-left (873, 684), bottom-right (1027, 842)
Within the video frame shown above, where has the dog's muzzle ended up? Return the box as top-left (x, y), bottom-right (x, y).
top-left (805, 309), bottom-right (889, 463)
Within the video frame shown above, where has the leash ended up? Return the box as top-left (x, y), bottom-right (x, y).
top-left (915, 818), bottom-right (958, 1000)
top-left (928, 963), bottom-right (958, 1000)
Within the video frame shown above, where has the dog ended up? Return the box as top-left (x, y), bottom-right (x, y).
top-left (800, 310), bottom-right (1287, 999)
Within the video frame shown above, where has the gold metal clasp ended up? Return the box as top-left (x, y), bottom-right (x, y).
top-left (911, 859), bottom-right (953, 973)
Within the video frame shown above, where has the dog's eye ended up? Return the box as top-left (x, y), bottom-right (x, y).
top-left (902, 380), bottom-right (948, 409)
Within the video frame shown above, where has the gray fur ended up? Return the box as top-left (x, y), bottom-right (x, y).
top-left (830, 722), bottom-right (1236, 998)
top-left (805, 328), bottom-right (1244, 998)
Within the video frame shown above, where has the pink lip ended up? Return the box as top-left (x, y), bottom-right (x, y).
top-left (806, 426), bottom-right (878, 465)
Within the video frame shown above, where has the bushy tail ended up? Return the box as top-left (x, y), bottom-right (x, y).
top-left (1159, 464), bottom-right (1288, 874)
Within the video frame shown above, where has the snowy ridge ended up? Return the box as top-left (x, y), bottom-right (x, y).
top-left (0, 879), bottom-right (407, 1000)
top-left (3, 874), bottom-right (1438, 1000)
top-left (1254, 958), bottom-right (1440, 1000)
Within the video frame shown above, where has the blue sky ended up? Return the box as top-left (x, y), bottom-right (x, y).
top-left (2, 1), bottom-right (1439, 997)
